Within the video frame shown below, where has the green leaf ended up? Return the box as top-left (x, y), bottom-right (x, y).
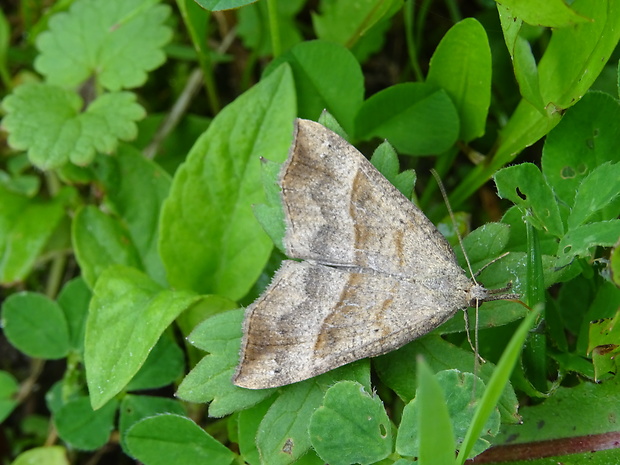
top-left (355, 83), bottom-right (459, 155)
top-left (0, 370), bottom-right (19, 423)
top-left (494, 378), bottom-right (620, 445)
top-left (411, 363), bottom-right (456, 465)
top-left (238, 397), bottom-right (277, 465)
top-left (449, 1), bottom-right (620, 206)
top-left (85, 265), bottom-right (198, 409)
top-left (568, 162), bottom-right (620, 228)
top-left (0, 184), bottom-right (68, 284)
top-left (126, 332), bottom-right (185, 391)
top-left (72, 205), bottom-right (143, 289)
top-left (497, 5), bottom-right (544, 112)
top-left (159, 64), bottom-right (295, 300)
top-left (538, 0), bottom-right (620, 109)
top-left (1, 83), bottom-right (145, 169)
top-left (125, 414), bottom-right (235, 465)
top-left (11, 446), bottom-right (68, 465)
top-left (588, 311), bottom-right (620, 381)
top-left (557, 220), bottom-right (620, 267)
top-left (96, 145), bottom-right (171, 286)
top-left (118, 394), bottom-right (186, 454)
top-left (312, 0), bottom-right (399, 48)
top-left (253, 157), bottom-right (286, 253)
top-left (177, 309), bottom-right (275, 416)
top-left (237, 0), bottom-right (304, 56)
top-left (256, 381), bottom-right (325, 465)
top-left (375, 336), bottom-right (520, 424)
top-left (1, 292), bottom-right (70, 359)
top-left (426, 18), bottom-right (491, 142)
top-left (34, 0), bottom-right (172, 90)
top-left (542, 92), bottom-right (620, 208)
top-left (397, 370), bottom-right (499, 460)
top-left (494, 163), bottom-right (564, 237)
top-left (194, 0), bottom-right (256, 11)
top-left (264, 41), bottom-right (363, 134)
top-left (57, 277), bottom-right (91, 352)
top-left (309, 381), bottom-right (392, 465)
top-left (54, 397), bottom-right (118, 450)
top-left (370, 141), bottom-right (416, 199)
top-left (498, 0), bottom-right (591, 27)
top-left (456, 306), bottom-right (541, 464)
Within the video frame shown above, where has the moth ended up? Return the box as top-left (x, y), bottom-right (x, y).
top-left (233, 118), bottom-right (518, 389)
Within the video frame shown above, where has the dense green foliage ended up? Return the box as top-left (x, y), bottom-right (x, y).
top-left (1, 0), bottom-right (619, 464)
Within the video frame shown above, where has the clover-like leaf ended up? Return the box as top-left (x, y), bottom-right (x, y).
top-left (35, 0), bottom-right (172, 91)
top-left (1, 83), bottom-right (145, 170)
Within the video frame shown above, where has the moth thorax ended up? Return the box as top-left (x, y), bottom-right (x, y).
top-left (467, 283), bottom-right (489, 307)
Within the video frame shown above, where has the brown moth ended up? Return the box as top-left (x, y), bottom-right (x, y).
top-left (233, 118), bottom-right (518, 389)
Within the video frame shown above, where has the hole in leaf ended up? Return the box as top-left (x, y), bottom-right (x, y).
top-left (282, 438), bottom-right (294, 455)
top-left (560, 166), bottom-right (576, 179)
top-left (577, 163), bottom-right (588, 175)
top-left (516, 187), bottom-right (526, 200)
top-left (379, 423), bottom-right (388, 438)
top-left (563, 245), bottom-right (572, 254)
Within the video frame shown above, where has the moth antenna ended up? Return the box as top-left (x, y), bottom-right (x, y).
top-left (430, 169), bottom-right (477, 284)
top-left (430, 170), bottom-right (485, 375)
top-left (473, 251), bottom-right (511, 278)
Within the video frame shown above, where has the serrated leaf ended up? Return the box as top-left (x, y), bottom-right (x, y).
top-left (568, 162), bottom-right (620, 228)
top-left (264, 41), bottom-right (363, 135)
top-left (557, 220), bottom-right (620, 267)
top-left (1, 83), bottom-right (145, 169)
top-left (355, 83), bottom-right (459, 155)
top-left (178, 309), bottom-right (275, 417)
top-left (494, 163), bottom-right (564, 237)
top-left (309, 381), bottom-right (392, 465)
top-left (54, 396), bottom-right (118, 450)
top-left (125, 414), bottom-right (235, 465)
top-left (35, 0), bottom-right (172, 90)
top-left (426, 18), bottom-right (491, 142)
top-left (1, 292), bottom-right (70, 359)
top-left (0, 184), bottom-right (68, 284)
top-left (159, 64), bottom-right (295, 300)
top-left (85, 265), bottom-right (198, 409)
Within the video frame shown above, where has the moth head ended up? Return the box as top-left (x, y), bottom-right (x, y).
top-left (466, 283), bottom-right (489, 307)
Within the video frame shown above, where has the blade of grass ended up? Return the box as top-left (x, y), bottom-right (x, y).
top-left (455, 304), bottom-right (541, 464)
top-left (417, 357), bottom-right (457, 465)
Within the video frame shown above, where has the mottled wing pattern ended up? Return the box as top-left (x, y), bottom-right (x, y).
top-left (281, 119), bottom-right (463, 279)
top-left (234, 119), bottom-right (479, 390)
top-left (233, 260), bottom-right (471, 389)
